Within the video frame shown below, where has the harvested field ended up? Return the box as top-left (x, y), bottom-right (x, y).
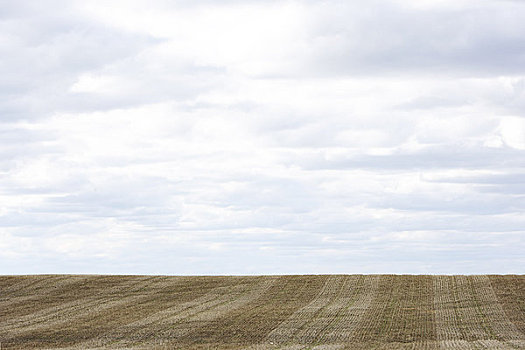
top-left (0, 275), bottom-right (524, 349)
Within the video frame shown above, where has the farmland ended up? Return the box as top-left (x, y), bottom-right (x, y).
top-left (0, 275), bottom-right (524, 349)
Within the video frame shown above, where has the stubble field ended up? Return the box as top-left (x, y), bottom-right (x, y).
top-left (0, 275), bottom-right (524, 349)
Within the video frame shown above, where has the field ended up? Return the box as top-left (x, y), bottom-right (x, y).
top-left (0, 275), bottom-right (524, 349)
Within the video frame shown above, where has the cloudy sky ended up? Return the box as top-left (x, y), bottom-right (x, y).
top-left (1, 0), bottom-right (525, 275)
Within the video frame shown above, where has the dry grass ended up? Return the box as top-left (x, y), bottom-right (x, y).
top-left (0, 275), bottom-right (524, 349)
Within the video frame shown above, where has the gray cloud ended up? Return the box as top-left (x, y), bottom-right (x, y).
top-left (0, 2), bottom-right (158, 121)
top-left (295, 145), bottom-right (524, 171)
top-left (1, 0), bottom-right (524, 274)
top-left (298, 1), bottom-right (525, 78)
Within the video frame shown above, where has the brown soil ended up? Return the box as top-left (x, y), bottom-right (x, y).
top-left (0, 275), bottom-right (523, 349)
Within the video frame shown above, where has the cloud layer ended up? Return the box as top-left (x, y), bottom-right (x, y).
top-left (1, 0), bottom-right (525, 274)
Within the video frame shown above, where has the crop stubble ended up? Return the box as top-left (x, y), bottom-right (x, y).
top-left (433, 275), bottom-right (523, 349)
top-left (0, 275), bottom-right (523, 349)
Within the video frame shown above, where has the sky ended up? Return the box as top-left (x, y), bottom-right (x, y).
top-left (1, 0), bottom-right (525, 275)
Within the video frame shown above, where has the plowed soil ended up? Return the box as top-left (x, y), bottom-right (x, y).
top-left (0, 275), bottom-right (524, 349)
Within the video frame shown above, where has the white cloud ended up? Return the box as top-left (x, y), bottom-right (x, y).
top-left (70, 74), bottom-right (124, 94)
top-left (1, 0), bottom-right (524, 274)
top-left (499, 116), bottom-right (525, 150)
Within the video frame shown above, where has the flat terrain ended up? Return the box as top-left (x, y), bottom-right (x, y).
top-left (0, 275), bottom-right (524, 349)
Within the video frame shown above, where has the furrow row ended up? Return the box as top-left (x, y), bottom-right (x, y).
top-left (318, 275), bottom-right (379, 343)
top-left (266, 275), bottom-right (349, 345)
top-left (433, 275), bottom-right (524, 349)
top-left (1, 275), bottom-right (523, 349)
top-left (0, 276), bottom-right (162, 333)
